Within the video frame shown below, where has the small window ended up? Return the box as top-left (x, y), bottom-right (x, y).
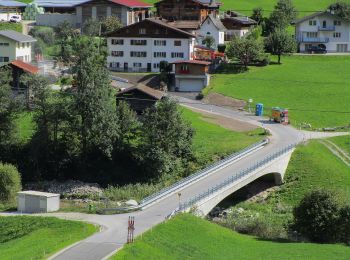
top-left (111, 51), bottom-right (124, 57)
top-left (180, 65), bottom-right (189, 72)
top-left (333, 32), bottom-right (341, 38)
top-left (111, 39), bottom-right (124, 45)
top-left (308, 20), bottom-right (316, 26)
top-left (153, 63), bottom-right (160, 69)
top-left (139, 28), bottom-right (146, 34)
top-left (154, 40), bottom-right (166, 46)
top-left (171, 52), bottom-right (184, 58)
top-left (131, 40), bottom-right (147, 45)
top-left (133, 63), bottom-right (142, 68)
top-left (21, 43), bottom-right (25, 48)
top-left (0, 57), bottom-right (9, 62)
top-left (334, 20), bottom-right (341, 26)
top-left (153, 52), bottom-right (167, 58)
top-left (174, 40), bottom-right (181, 46)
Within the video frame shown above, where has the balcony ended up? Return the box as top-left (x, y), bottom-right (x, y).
top-left (300, 37), bottom-right (329, 43)
top-left (318, 26), bottom-right (335, 31)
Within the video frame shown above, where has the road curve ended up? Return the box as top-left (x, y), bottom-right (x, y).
top-left (49, 96), bottom-right (347, 260)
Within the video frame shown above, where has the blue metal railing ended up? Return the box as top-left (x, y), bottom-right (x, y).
top-left (178, 143), bottom-right (296, 212)
top-left (140, 139), bottom-right (269, 208)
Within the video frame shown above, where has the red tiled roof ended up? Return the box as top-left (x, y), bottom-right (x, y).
top-left (109, 0), bottom-right (152, 8)
top-left (11, 60), bottom-right (39, 74)
top-left (172, 60), bottom-right (211, 65)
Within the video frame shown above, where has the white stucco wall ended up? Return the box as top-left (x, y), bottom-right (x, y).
top-left (296, 13), bottom-right (350, 52)
top-left (107, 37), bottom-right (195, 72)
top-left (198, 18), bottom-right (224, 49)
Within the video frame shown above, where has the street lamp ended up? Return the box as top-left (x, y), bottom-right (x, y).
top-left (177, 192), bottom-right (182, 209)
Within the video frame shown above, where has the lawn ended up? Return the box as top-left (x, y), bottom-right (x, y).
top-left (0, 23), bottom-right (22, 32)
top-left (114, 214), bottom-right (350, 260)
top-left (181, 108), bottom-right (264, 164)
top-left (144, 0), bottom-right (350, 15)
top-left (16, 112), bottom-right (35, 142)
top-left (0, 216), bottom-right (98, 260)
top-left (330, 135), bottom-right (350, 154)
top-left (205, 55), bottom-right (350, 128)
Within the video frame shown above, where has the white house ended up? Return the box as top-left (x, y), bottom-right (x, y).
top-left (198, 14), bottom-right (226, 49)
top-left (221, 15), bottom-right (257, 42)
top-left (295, 11), bottom-right (350, 53)
top-left (107, 18), bottom-right (196, 73)
top-left (0, 30), bottom-right (36, 66)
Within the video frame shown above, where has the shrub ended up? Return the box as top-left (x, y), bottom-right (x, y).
top-left (0, 163), bottom-right (21, 203)
top-left (338, 205), bottom-right (350, 245)
top-left (292, 190), bottom-right (340, 243)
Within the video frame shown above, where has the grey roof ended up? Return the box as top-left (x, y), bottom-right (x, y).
top-left (0, 30), bottom-right (37, 42)
top-left (203, 14), bottom-right (226, 31)
top-left (0, 0), bottom-right (26, 7)
top-left (193, 0), bottom-right (221, 7)
top-left (34, 0), bottom-right (86, 8)
top-left (293, 11), bottom-right (339, 24)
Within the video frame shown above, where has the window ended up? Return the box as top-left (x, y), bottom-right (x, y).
top-left (0, 57), bottom-right (9, 62)
top-left (154, 52), bottom-right (166, 58)
top-left (131, 39), bottom-right (147, 45)
top-left (111, 39), bottom-right (124, 45)
top-left (308, 20), bottom-right (316, 26)
top-left (27, 42), bottom-right (29, 47)
top-left (306, 32), bottom-right (317, 38)
top-left (333, 32), bottom-right (341, 38)
top-left (154, 40), bottom-right (166, 46)
top-left (110, 62), bottom-right (120, 68)
top-left (171, 52), bottom-right (184, 58)
top-left (130, 51), bottom-right (147, 57)
top-left (334, 20), bottom-right (341, 26)
top-left (174, 40), bottom-right (182, 46)
top-left (180, 65), bottom-right (189, 72)
top-left (133, 63), bottom-right (142, 68)
top-left (153, 63), bottom-right (160, 69)
top-left (139, 28), bottom-right (146, 34)
top-left (0, 43), bottom-right (9, 46)
top-left (21, 43), bottom-right (25, 48)
top-left (111, 51), bottom-right (124, 57)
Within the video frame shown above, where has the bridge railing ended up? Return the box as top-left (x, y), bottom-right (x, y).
top-left (178, 143), bottom-right (296, 212)
top-left (140, 139), bottom-right (269, 208)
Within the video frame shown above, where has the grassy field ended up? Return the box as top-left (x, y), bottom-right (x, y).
top-left (0, 216), bottom-right (97, 260)
top-left (16, 112), bottom-right (35, 142)
top-left (205, 56), bottom-right (350, 128)
top-left (181, 108), bottom-right (264, 164)
top-left (114, 214), bottom-right (350, 259)
top-left (144, 0), bottom-right (350, 15)
top-left (0, 23), bottom-right (22, 32)
top-left (330, 135), bottom-right (350, 154)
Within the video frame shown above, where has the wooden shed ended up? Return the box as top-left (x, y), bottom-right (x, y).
top-left (116, 84), bottom-right (166, 114)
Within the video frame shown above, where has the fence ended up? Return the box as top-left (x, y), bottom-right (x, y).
top-left (178, 143), bottom-right (296, 212)
top-left (140, 139), bottom-right (269, 208)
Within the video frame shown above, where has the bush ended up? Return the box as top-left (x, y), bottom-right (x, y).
top-left (0, 163), bottom-right (21, 203)
top-left (29, 26), bottom-right (55, 45)
top-left (292, 190), bottom-right (340, 243)
top-left (338, 205), bottom-right (350, 245)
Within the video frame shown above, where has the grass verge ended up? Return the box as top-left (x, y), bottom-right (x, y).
top-left (113, 214), bottom-right (350, 259)
top-left (0, 216), bottom-right (98, 260)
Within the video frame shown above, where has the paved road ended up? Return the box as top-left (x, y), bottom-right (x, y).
top-left (5, 97), bottom-right (347, 260)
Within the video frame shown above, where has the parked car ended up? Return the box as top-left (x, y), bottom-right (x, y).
top-left (9, 15), bottom-right (21, 23)
top-left (307, 46), bottom-right (327, 54)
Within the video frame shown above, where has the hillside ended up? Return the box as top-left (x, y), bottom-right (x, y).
top-left (205, 56), bottom-right (350, 129)
top-left (114, 214), bottom-right (350, 259)
top-left (145, 0), bottom-right (349, 15)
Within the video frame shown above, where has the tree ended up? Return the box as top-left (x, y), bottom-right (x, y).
top-left (0, 162), bottom-right (21, 203)
top-left (138, 99), bottom-right (194, 178)
top-left (54, 21), bottom-right (76, 64)
top-left (101, 16), bottom-right (122, 35)
top-left (338, 205), bottom-right (350, 244)
top-left (328, 2), bottom-right (350, 21)
top-left (265, 28), bottom-right (296, 64)
top-left (292, 190), bottom-right (340, 243)
top-left (72, 36), bottom-right (118, 158)
top-left (202, 36), bottom-right (216, 49)
top-left (0, 66), bottom-right (20, 148)
top-left (83, 18), bottom-right (101, 37)
top-left (225, 37), bottom-right (264, 68)
top-left (269, 0), bottom-right (298, 30)
top-left (251, 7), bottom-right (264, 25)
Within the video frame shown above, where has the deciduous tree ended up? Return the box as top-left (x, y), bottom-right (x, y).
top-left (265, 28), bottom-right (296, 63)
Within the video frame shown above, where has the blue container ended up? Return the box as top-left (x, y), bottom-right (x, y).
top-left (255, 103), bottom-right (264, 116)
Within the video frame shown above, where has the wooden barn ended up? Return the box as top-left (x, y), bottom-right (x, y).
top-left (116, 84), bottom-right (166, 114)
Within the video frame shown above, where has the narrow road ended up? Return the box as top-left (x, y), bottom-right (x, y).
top-left (5, 97), bottom-right (347, 260)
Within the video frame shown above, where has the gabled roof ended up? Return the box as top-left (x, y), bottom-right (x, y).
top-left (0, 30), bottom-right (36, 43)
top-left (76, 0), bottom-right (151, 8)
top-left (202, 14), bottom-right (227, 31)
top-left (0, 0), bottom-right (26, 7)
top-left (221, 16), bottom-right (257, 27)
top-left (293, 11), bottom-right (339, 24)
top-left (167, 20), bottom-right (201, 30)
top-left (35, 0), bottom-right (86, 8)
top-left (108, 18), bottom-right (196, 38)
top-left (172, 60), bottom-right (211, 65)
top-left (116, 84), bottom-right (165, 100)
top-left (11, 60), bottom-right (39, 74)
